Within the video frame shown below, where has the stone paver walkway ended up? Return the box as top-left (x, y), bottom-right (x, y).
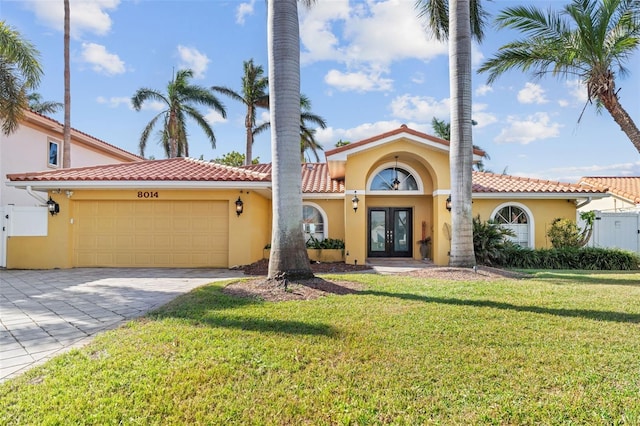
top-left (0, 268), bottom-right (243, 382)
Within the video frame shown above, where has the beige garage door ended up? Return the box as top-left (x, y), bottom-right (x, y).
top-left (74, 200), bottom-right (228, 267)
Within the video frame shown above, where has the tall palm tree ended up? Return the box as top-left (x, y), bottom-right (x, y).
top-left (132, 69), bottom-right (226, 158)
top-left (415, 0), bottom-right (489, 267)
top-left (267, 0), bottom-right (315, 280)
top-left (28, 92), bottom-right (63, 115)
top-left (478, 0), bottom-right (640, 153)
top-left (300, 94), bottom-right (327, 162)
top-left (212, 59), bottom-right (269, 165)
top-left (0, 21), bottom-right (42, 135)
top-left (63, 0), bottom-right (71, 168)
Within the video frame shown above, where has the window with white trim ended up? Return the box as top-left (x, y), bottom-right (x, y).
top-left (303, 204), bottom-right (326, 243)
top-left (493, 205), bottom-right (530, 247)
top-left (370, 167), bottom-right (418, 191)
top-left (48, 140), bottom-right (60, 168)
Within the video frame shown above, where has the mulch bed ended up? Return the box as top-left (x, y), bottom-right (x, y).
top-left (224, 259), bottom-right (528, 302)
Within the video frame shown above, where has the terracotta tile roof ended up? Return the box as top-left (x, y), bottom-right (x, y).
top-left (7, 158), bottom-right (271, 182)
top-left (579, 176), bottom-right (640, 204)
top-left (325, 124), bottom-right (486, 157)
top-left (242, 163), bottom-right (345, 193)
top-left (472, 172), bottom-right (605, 195)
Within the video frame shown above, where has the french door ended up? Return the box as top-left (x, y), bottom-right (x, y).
top-left (368, 207), bottom-right (412, 257)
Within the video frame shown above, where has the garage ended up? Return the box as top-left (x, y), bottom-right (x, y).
top-left (73, 200), bottom-right (229, 267)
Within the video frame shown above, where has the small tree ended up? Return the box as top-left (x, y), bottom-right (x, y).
top-left (212, 151), bottom-right (259, 167)
top-left (473, 215), bottom-right (516, 266)
top-left (547, 211), bottom-right (596, 248)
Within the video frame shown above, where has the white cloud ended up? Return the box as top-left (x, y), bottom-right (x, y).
top-left (472, 104), bottom-right (497, 128)
top-left (566, 79), bottom-right (588, 104)
top-left (138, 100), bottom-right (165, 112)
top-left (324, 69), bottom-right (393, 92)
top-left (96, 96), bottom-right (131, 108)
top-left (205, 109), bottom-right (226, 125)
top-left (475, 84), bottom-right (493, 97)
top-left (558, 99), bottom-right (570, 107)
top-left (300, 0), bottom-right (446, 68)
top-left (177, 46), bottom-right (210, 79)
top-left (390, 94), bottom-right (450, 121)
top-left (80, 42), bottom-right (125, 75)
top-left (517, 83), bottom-right (548, 104)
top-left (315, 120), bottom-right (431, 147)
top-left (23, 0), bottom-right (119, 38)
top-left (494, 112), bottom-right (562, 144)
top-left (525, 161), bottom-right (640, 182)
top-left (236, 0), bottom-right (255, 25)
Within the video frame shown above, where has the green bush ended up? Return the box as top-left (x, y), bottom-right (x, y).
top-left (547, 211), bottom-right (595, 249)
top-left (306, 236), bottom-right (345, 249)
top-left (472, 215), bottom-right (516, 266)
top-left (500, 246), bottom-right (639, 270)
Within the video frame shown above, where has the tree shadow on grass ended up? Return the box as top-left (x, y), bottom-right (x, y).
top-left (362, 290), bottom-right (640, 324)
top-left (150, 284), bottom-right (336, 337)
top-left (531, 271), bottom-right (640, 287)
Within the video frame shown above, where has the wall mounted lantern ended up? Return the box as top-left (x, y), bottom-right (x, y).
top-left (445, 195), bottom-right (452, 212)
top-left (351, 192), bottom-right (359, 212)
top-left (235, 196), bottom-right (244, 217)
top-left (47, 197), bottom-right (60, 216)
top-left (392, 156), bottom-right (400, 190)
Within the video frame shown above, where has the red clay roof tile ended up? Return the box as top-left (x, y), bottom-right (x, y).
top-left (473, 172), bottom-right (604, 194)
top-left (579, 176), bottom-right (640, 204)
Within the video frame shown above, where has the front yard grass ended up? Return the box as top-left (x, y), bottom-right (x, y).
top-left (1, 271), bottom-right (639, 424)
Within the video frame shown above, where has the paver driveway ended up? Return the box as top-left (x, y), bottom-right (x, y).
top-left (0, 268), bottom-right (244, 382)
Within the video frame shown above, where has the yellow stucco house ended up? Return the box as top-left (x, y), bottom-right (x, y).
top-left (6, 125), bottom-right (606, 269)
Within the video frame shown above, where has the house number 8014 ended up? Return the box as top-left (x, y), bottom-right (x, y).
top-left (137, 191), bottom-right (159, 198)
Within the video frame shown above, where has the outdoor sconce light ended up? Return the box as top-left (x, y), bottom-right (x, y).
top-left (235, 196), bottom-right (244, 217)
top-left (351, 192), bottom-right (359, 212)
top-left (445, 195), bottom-right (452, 212)
top-left (47, 197), bottom-right (60, 216)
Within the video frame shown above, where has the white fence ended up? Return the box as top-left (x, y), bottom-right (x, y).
top-left (584, 211), bottom-right (640, 254)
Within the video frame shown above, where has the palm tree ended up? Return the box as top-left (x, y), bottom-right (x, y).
top-left (431, 116), bottom-right (491, 170)
top-left (132, 69), bottom-right (226, 158)
top-left (28, 92), bottom-right (63, 115)
top-left (212, 59), bottom-right (269, 165)
top-left (63, 0), bottom-right (71, 168)
top-left (415, 0), bottom-right (490, 267)
top-left (300, 94), bottom-right (327, 162)
top-left (478, 0), bottom-right (640, 153)
top-left (267, 0), bottom-right (315, 281)
top-left (0, 21), bottom-right (42, 135)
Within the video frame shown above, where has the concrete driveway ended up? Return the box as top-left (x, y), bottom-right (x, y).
top-left (0, 268), bottom-right (244, 382)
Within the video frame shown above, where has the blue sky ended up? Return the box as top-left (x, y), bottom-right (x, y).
top-left (3, 0), bottom-right (639, 183)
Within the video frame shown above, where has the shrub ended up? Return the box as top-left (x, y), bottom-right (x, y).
top-left (547, 211), bottom-right (595, 249)
top-left (501, 246), bottom-right (639, 270)
top-left (306, 236), bottom-right (345, 249)
top-left (472, 215), bottom-right (516, 266)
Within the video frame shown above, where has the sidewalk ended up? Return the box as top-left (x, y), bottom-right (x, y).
top-left (0, 268), bottom-right (243, 382)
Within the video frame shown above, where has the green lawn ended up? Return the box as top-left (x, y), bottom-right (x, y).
top-left (1, 271), bottom-right (639, 425)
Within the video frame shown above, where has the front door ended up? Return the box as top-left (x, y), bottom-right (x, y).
top-left (368, 207), bottom-right (412, 257)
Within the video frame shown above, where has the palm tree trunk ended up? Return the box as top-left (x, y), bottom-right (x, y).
top-left (448, 0), bottom-right (475, 267)
top-left (600, 91), bottom-right (640, 154)
top-left (245, 106), bottom-right (254, 165)
top-left (267, 0), bottom-right (313, 280)
top-left (62, 0), bottom-right (71, 168)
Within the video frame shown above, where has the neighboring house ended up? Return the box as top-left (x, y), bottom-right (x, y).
top-left (577, 176), bottom-right (640, 254)
top-left (5, 125), bottom-right (607, 269)
top-left (0, 110), bottom-right (141, 267)
top-left (578, 176), bottom-right (640, 212)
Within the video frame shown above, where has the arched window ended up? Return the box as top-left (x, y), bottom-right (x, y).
top-left (493, 204), bottom-right (531, 248)
top-left (370, 167), bottom-right (418, 191)
top-left (302, 204), bottom-right (327, 242)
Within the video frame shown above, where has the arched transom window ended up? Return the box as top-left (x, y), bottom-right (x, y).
top-left (493, 205), bottom-right (531, 248)
top-left (370, 167), bottom-right (418, 191)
